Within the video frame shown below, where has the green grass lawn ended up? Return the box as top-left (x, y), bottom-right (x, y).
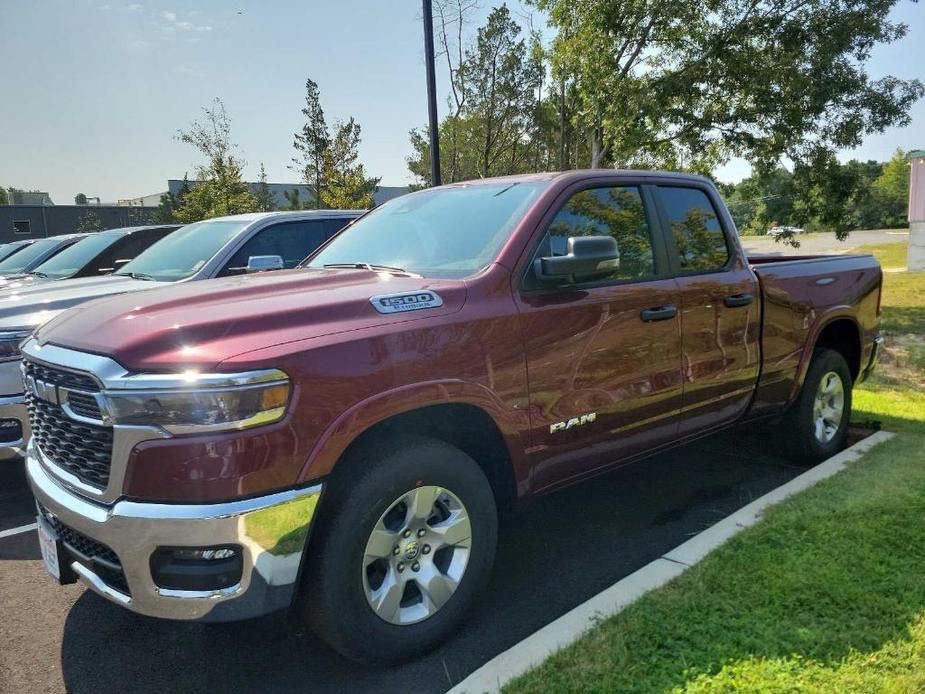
top-left (507, 241), bottom-right (925, 693)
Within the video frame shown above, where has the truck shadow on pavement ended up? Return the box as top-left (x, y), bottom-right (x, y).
top-left (59, 430), bottom-right (806, 694)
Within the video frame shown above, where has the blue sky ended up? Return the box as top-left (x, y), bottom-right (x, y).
top-left (0, 0), bottom-right (922, 204)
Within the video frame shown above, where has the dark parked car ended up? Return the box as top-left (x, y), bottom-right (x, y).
top-left (19, 225), bottom-right (180, 287)
top-left (0, 240), bottom-right (35, 264)
top-left (0, 234), bottom-right (86, 286)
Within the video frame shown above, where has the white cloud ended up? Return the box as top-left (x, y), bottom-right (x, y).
top-left (161, 10), bottom-right (177, 21)
top-left (126, 3), bottom-right (143, 10)
top-left (176, 21), bottom-right (193, 30)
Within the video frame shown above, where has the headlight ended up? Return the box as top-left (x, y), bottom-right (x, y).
top-left (0, 330), bottom-right (33, 362)
top-left (104, 373), bottom-right (291, 434)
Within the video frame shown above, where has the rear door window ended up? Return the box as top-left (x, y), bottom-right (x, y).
top-left (659, 187), bottom-right (729, 273)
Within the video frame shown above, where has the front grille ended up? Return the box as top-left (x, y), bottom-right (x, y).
top-left (23, 357), bottom-right (113, 489)
top-left (23, 360), bottom-right (99, 392)
top-left (38, 503), bottom-right (129, 595)
top-left (28, 397), bottom-right (114, 489)
top-left (64, 390), bottom-right (103, 420)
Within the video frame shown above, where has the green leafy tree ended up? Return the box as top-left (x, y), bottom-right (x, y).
top-left (534, 0), bottom-right (923, 176)
top-left (283, 188), bottom-right (304, 210)
top-left (76, 210), bottom-right (103, 233)
top-left (409, 4), bottom-right (545, 185)
top-left (74, 193), bottom-right (88, 205)
top-left (0, 188), bottom-right (7, 205)
top-left (291, 78), bottom-right (330, 209)
top-left (254, 163), bottom-right (277, 212)
top-left (175, 98), bottom-right (258, 222)
top-left (320, 119), bottom-right (380, 209)
top-left (872, 148), bottom-right (911, 228)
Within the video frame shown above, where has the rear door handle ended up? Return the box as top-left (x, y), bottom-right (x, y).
top-left (724, 293), bottom-right (754, 308)
top-left (640, 305), bottom-right (678, 322)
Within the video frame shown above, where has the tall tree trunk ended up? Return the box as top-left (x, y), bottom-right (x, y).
top-left (590, 122), bottom-right (604, 169)
top-left (558, 78), bottom-right (566, 170)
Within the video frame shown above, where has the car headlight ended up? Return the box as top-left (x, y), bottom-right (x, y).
top-left (104, 372), bottom-right (291, 434)
top-left (0, 330), bottom-right (33, 362)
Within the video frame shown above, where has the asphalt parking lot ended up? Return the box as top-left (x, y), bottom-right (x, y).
top-left (1, 429), bottom-right (809, 694)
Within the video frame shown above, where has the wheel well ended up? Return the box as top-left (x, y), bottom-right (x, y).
top-left (336, 403), bottom-right (517, 514)
top-left (814, 319), bottom-right (861, 380)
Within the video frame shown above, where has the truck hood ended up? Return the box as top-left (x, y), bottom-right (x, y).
top-left (34, 268), bottom-right (467, 372)
top-left (0, 274), bottom-right (164, 330)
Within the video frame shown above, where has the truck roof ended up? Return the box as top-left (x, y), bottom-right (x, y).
top-left (436, 169), bottom-right (715, 187)
top-left (205, 210), bottom-right (367, 224)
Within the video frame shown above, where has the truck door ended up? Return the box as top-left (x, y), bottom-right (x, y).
top-left (514, 184), bottom-right (683, 491)
top-left (653, 185), bottom-right (760, 435)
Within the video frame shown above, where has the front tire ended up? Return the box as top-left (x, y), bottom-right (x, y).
top-left (300, 436), bottom-right (497, 665)
top-left (781, 348), bottom-right (853, 464)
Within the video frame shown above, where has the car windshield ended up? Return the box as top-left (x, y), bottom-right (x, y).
top-left (307, 181), bottom-right (547, 279)
top-left (115, 220), bottom-right (249, 282)
top-left (0, 238), bottom-right (68, 274)
top-left (31, 232), bottom-right (120, 279)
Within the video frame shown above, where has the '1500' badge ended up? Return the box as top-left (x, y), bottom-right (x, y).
top-left (370, 291), bottom-right (444, 314)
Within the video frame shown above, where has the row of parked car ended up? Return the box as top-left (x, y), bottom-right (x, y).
top-left (18, 171), bottom-right (882, 665)
top-left (0, 209), bottom-right (362, 449)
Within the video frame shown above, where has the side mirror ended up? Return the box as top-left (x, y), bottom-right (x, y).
top-left (534, 236), bottom-right (619, 285)
top-left (246, 255), bottom-right (284, 273)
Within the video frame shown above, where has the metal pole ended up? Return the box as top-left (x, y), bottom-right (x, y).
top-left (422, 0), bottom-right (441, 186)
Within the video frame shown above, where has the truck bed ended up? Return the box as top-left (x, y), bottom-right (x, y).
top-left (746, 253), bottom-right (882, 416)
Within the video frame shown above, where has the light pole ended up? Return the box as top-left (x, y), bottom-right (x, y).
top-left (422, 0), bottom-right (441, 186)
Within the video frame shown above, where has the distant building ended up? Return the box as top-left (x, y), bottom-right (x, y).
top-left (7, 190), bottom-right (53, 205)
top-left (126, 180), bottom-right (409, 209)
top-left (0, 205), bottom-right (157, 243)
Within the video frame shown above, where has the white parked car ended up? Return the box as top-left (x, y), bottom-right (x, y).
top-left (768, 225), bottom-right (805, 237)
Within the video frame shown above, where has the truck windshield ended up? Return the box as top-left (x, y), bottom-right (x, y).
top-left (116, 220), bottom-right (248, 282)
top-left (0, 238), bottom-right (66, 274)
top-left (31, 232), bottom-right (120, 279)
top-left (307, 181), bottom-right (548, 278)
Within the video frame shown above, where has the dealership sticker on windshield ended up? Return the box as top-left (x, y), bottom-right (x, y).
top-left (370, 291), bottom-right (444, 314)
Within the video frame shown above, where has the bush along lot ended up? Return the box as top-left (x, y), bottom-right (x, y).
top-left (505, 243), bottom-right (925, 693)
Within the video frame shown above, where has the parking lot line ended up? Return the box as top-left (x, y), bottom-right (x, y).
top-left (0, 522), bottom-right (37, 539)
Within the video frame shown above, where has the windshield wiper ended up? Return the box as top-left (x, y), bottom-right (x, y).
top-left (28, 271), bottom-right (47, 278)
top-left (323, 262), bottom-right (419, 277)
top-left (119, 271), bottom-right (157, 281)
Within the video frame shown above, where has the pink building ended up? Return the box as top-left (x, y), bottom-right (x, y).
top-left (909, 149), bottom-right (925, 271)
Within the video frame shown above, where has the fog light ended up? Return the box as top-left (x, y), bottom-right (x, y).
top-left (0, 418), bottom-right (22, 442)
top-left (150, 545), bottom-right (243, 592)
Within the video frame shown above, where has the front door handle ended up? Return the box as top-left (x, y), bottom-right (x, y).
top-left (640, 305), bottom-right (678, 322)
top-left (724, 293), bottom-right (754, 308)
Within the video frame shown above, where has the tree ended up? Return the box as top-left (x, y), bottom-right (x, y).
top-left (76, 210), bottom-right (103, 233)
top-left (254, 163), bottom-right (277, 212)
top-left (534, 0), bottom-right (923, 175)
top-left (291, 78), bottom-right (330, 209)
top-left (74, 193), bottom-right (88, 205)
top-left (174, 97), bottom-right (258, 222)
top-left (407, 4), bottom-right (547, 185)
top-left (320, 119), bottom-right (380, 209)
top-left (0, 188), bottom-right (7, 205)
top-left (872, 148), bottom-right (911, 228)
top-left (283, 188), bottom-right (304, 210)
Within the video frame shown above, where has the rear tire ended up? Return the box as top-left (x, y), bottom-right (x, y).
top-left (300, 436), bottom-right (497, 665)
top-left (780, 348), bottom-right (853, 465)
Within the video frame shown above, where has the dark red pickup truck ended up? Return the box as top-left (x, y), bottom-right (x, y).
top-left (25, 171), bottom-right (882, 663)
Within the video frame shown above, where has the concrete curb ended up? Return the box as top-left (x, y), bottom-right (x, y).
top-left (448, 430), bottom-right (895, 694)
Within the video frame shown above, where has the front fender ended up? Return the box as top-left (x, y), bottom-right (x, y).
top-left (297, 379), bottom-right (530, 490)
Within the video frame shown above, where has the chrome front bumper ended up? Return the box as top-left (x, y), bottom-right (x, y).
top-left (0, 358), bottom-right (29, 450)
top-left (27, 444), bottom-right (322, 622)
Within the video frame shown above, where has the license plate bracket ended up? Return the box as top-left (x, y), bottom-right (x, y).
top-left (36, 516), bottom-right (77, 585)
